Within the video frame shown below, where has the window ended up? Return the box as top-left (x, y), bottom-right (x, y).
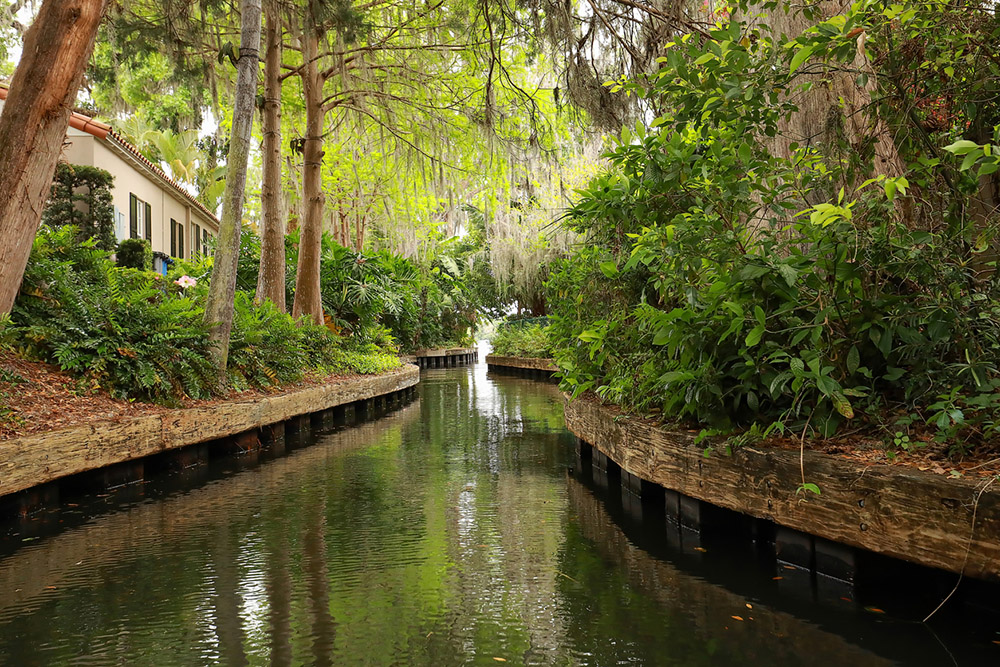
top-left (202, 227), bottom-right (211, 255)
top-left (129, 194), bottom-right (152, 242)
top-left (169, 219), bottom-right (185, 259)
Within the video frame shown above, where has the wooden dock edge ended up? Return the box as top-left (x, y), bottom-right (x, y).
top-left (0, 365), bottom-right (420, 499)
top-left (404, 347), bottom-right (478, 369)
top-left (563, 394), bottom-right (1000, 582)
top-left (485, 355), bottom-right (558, 372)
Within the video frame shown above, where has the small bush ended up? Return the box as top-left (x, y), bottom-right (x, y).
top-left (491, 321), bottom-right (552, 358)
top-left (116, 238), bottom-right (151, 270)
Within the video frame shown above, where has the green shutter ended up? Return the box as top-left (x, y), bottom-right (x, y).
top-left (178, 221), bottom-right (185, 258)
top-left (170, 219), bottom-right (177, 257)
top-left (144, 202), bottom-right (152, 242)
top-left (129, 195), bottom-right (138, 238)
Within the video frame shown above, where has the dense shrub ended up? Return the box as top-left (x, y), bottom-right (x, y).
top-left (116, 238), bottom-right (151, 270)
top-left (9, 227), bottom-right (217, 402)
top-left (283, 232), bottom-right (489, 352)
top-left (490, 321), bottom-right (551, 358)
top-left (4, 226), bottom-right (398, 403)
top-left (548, 15), bottom-right (1000, 452)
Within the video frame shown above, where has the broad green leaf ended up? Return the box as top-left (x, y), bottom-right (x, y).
top-left (790, 44), bottom-right (816, 74)
top-left (847, 345), bottom-right (860, 375)
top-left (944, 139), bottom-right (979, 155)
top-left (960, 149), bottom-right (983, 172)
top-left (884, 180), bottom-right (897, 201)
top-left (816, 375), bottom-right (838, 397)
top-left (745, 324), bottom-right (765, 348)
top-left (831, 391), bottom-right (854, 418)
top-left (776, 263), bottom-right (798, 287)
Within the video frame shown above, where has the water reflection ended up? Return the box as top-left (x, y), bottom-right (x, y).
top-left (0, 366), bottom-right (994, 665)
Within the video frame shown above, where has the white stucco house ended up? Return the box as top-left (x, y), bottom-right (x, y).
top-left (0, 85), bottom-right (219, 272)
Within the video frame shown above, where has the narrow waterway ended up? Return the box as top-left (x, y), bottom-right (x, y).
top-left (0, 364), bottom-right (996, 665)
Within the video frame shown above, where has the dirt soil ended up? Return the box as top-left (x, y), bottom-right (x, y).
top-left (0, 352), bottom-right (375, 441)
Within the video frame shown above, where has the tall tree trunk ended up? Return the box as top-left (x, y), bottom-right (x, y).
top-left (354, 212), bottom-right (365, 252)
top-left (748, 2), bottom-right (904, 180)
top-left (0, 0), bottom-right (107, 315)
top-left (255, 0), bottom-right (286, 311)
top-left (291, 23), bottom-right (325, 325)
top-left (285, 154), bottom-right (302, 234)
top-left (204, 0), bottom-right (262, 374)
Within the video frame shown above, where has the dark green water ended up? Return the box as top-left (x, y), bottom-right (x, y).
top-left (0, 364), bottom-right (997, 665)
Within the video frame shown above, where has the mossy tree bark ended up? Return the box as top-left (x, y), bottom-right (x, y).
top-left (747, 2), bottom-right (905, 181)
top-left (0, 0), bottom-right (108, 315)
top-left (204, 0), bottom-right (262, 373)
top-left (255, 0), bottom-right (286, 311)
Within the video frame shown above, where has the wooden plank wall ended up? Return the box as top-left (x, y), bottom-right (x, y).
top-left (0, 366), bottom-right (419, 499)
top-left (485, 355), bottom-right (558, 372)
top-left (564, 395), bottom-right (1000, 582)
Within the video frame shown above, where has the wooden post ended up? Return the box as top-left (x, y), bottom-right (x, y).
top-left (679, 495), bottom-right (701, 531)
top-left (0, 482), bottom-right (59, 520)
top-left (262, 422), bottom-right (286, 456)
top-left (775, 526), bottom-right (814, 570)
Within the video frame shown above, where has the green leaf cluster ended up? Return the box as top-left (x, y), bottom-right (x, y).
top-left (548, 14), bottom-right (1000, 451)
top-left (490, 320), bottom-right (552, 359)
top-left (4, 226), bottom-right (399, 403)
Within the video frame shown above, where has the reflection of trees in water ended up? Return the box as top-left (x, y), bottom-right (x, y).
top-left (265, 509), bottom-right (293, 667)
top-left (561, 477), bottom-right (891, 667)
top-left (212, 524), bottom-right (248, 666)
top-left (0, 401), bottom-right (422, 664)
top-left (418, 366), bottom-right (569, 478)
top-left (304, 498), bottom-right (335, 667)
top-left (0, 373), bottom-right (669, 666)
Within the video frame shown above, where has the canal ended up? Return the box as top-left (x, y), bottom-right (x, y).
top-left (0, 364), bottom-right (997, 665)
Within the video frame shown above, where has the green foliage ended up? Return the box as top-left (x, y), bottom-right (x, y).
top-left (4, 226), bottom-right (398, 404)
top-left (7, 227), bottom-right (217, 402)
top-left (329, 345), bottom-right (401, 375)
top-left (116, 238), bottom-right (152, 270)
top-left (549, 14), bottom-right (1000, 453)
top-left (42, 163), bottom-right (116, 250)
top-left (491, 321), bottom-right (552, 359)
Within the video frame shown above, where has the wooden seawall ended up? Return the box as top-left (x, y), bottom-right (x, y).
top-left (564, 394), bottom-right (1000, 582)
top-left (0, 365), bottom-right (419, 500)
top-left (485, 355), bottom-right (558, 380)
top-left (401, 347), bottom-right (477, 369)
